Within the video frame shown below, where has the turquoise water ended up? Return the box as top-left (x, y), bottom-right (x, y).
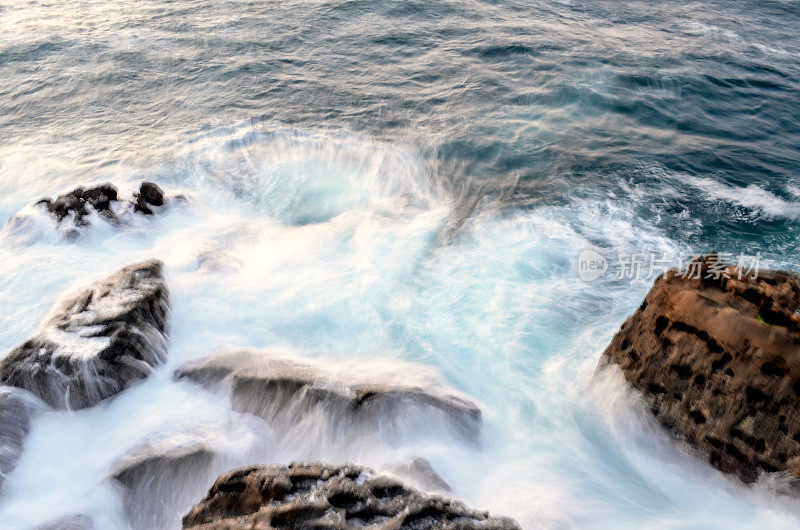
top-left (1, 1), bottom-right (800, 528)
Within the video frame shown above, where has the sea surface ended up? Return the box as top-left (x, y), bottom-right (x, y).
top-left (1, 0), bottom-right (800, 528)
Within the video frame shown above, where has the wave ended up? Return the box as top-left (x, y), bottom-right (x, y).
top-left (679, 174), bottom-right (800, 219)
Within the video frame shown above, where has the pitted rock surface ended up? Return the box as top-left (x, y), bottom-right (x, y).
top-left (182, 463), bottom-right (520, 529)
top-left (602, 256), bottom-right (800, 482)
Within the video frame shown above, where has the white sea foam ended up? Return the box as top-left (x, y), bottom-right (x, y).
top-left (0, 125), bottom-right (797, 528)
top-left (680, 174), bottom-right (800, 219)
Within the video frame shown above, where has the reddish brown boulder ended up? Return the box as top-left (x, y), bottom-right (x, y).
top-left (182, 463), bottom-right (520, 529)
top-left (602, 256), bottom-right (800, 482)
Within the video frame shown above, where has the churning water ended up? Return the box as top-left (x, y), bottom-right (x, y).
top-left (1, 0), bottom-right (800, 528)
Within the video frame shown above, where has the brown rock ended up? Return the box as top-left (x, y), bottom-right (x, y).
top-left (182, 463), bottom-right (520, 529)
top-left (602, 255), bottom-right (800, 482)
top-left (137, 182), bottom-right (165, 207)
top-left (132, 181), bottom-right (166, 215)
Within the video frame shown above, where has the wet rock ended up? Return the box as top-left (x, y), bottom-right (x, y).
top-left (138, 182), bottom-right (165, 207)
top-left (182, 462), bottom-right (520, 529)
top-left (0, 260), bottom-right (170, 409)
top-left (387, 457), bottom-right (452, 494)
top-left (174, 349), bottom-right (482, 443)
top-left (133, 182), bottom-right (165, 215)
top-left (601, 255), bottom-right (800, 482)
top-left (194, 249), bottom-right (242, 273)
top-left (112, 441), bottom-right (218, 530)
top-left (36, 183), bottom-right (119, 225)
top-left (34, 181), bottom-right (172, 234)
top-left (0, 386), bottom-right (44, 493)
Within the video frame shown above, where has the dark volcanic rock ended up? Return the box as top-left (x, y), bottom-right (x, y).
top-left (35, 181), bottom-right (171, 234)
top-left (0, 386), bottom-right (44, 492)
top-left (602, 256), bottom-right (800, 482)
top-left (36, 183), bottom-right (119, 224)
top-left (182, 462), bottom-right (520, 529)
top-left (0, 260), bottom-right (170, 409)
top-left (133, 181), bottom-right (166, 215)
top-left (112, 440), bottom-right (219, 530)
top-left (174, 349), bottom-right (482, 443)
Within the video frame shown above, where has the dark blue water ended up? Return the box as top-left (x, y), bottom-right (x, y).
top-left (1, 1), bottom-right (800, 528)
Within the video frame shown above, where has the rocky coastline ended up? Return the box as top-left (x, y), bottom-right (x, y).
top-left (0, 187), bottom-right (520, 527)
top-left (11, 186), bottom-right (800, 526)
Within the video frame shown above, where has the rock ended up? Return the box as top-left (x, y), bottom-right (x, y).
top-left (174, 349), bottom-right (482, 443)
top-left (182, 462), bottom-right (520, 529)
top-left (138, 182), bottom-right (165, 207)
top-left (0, 386), bottom-right (44, 492)
top-left (34, 181), bottom-right (172, 233)
top-left (36, 183), bottom-right (119, 225)
top-left (133, 182), bottom-right (165, 215)
top-left (601, 255), bottom-right (800, 482)
top-left (387, 457), bottom-right (452, 494)
top-left (0, 260), bottom-right (170, 409)
top-left (111, 441), bottom-right (218, 530)
top-left (195, 249), bottom-right (242, 273)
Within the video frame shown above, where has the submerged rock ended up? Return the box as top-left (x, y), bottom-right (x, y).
top-left (174, 349), bottom-right (482, 443)
top-left (602, 256), bottom-right (800, 482)
top-left (111, 440), bottom-right (218, 530)
top-left (182, 462), bottom-right (520, 529)
top-left (0, 260), bottom-right (170, 409)
top-left (0, 386), bottom-right (44, 493)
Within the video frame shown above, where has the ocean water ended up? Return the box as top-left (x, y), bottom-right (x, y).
top-left (1, 0), bottom-right (800, 528)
